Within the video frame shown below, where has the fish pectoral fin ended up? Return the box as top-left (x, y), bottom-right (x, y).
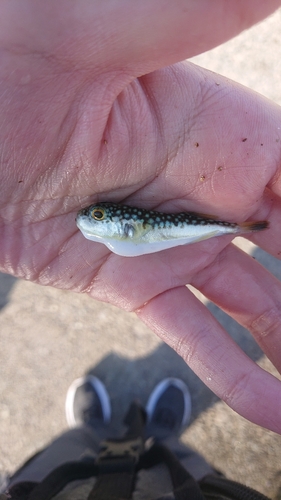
top-left (124, 223), bottom-right (135, 238)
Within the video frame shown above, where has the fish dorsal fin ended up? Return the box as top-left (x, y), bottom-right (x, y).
top-left (187, 211), bottom-right (219, 220)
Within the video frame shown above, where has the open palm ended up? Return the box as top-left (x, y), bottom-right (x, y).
top-left (1, 1), bottom-right (281, 433)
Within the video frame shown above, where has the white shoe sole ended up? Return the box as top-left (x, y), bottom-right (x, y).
top-left (65, 375), bottom-right (111, 427)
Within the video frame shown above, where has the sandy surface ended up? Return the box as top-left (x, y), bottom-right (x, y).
top-left (1, 8), bottom-right (281, 498)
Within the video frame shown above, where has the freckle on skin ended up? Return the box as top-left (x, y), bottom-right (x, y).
top-left (217, 166), bottom-right (223, 171)
top-left (200, 175), bottom-right (205, 181)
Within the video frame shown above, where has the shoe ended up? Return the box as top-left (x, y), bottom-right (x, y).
top-left (146, 378), bottom-right (191, 439)
top-left (65, 375), bottom-right (111, 428)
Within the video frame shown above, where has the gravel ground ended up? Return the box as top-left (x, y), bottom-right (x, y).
top-left (1, 8), bottom-right (281, 499)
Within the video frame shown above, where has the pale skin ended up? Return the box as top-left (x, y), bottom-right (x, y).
top-left (1, 1), bottom-right (281, 433)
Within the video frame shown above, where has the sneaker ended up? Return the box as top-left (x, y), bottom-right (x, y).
top-left (146, 378), bottom-right (191, 439)
top-left (65, 375), bottom-right (111, 428)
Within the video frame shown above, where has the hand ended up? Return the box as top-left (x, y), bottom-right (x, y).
top-left (1, 1), bottom-right (281, 433)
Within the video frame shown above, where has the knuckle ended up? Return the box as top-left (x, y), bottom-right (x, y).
top-left (249, 307), bottom-right (281, 341)
top-left (223, 371), bottom-right (253, 409)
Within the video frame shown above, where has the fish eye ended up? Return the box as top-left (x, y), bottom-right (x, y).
top-left (91, 208), bottom-right (105, 220)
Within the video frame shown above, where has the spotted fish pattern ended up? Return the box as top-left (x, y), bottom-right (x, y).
top-left (76, 202), bottom-right (269, 257)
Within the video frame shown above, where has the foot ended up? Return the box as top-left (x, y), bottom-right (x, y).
top-left (65, 375), bottom-right (111, 428)
top-left (146, 378), bottom-right (191, 440)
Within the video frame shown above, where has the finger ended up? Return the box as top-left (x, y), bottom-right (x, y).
top-left (137, 285), bottom-right (281, 434)
top-left (249, 189), bottom-right (281, 259)
top-left (3, 1), bottom-right (279, 73)
top-left (93, 0), bottom-right (281, 72)
top-left (192, 242), bottom-right (281, 372)
top-left (87, 234), bottom-right (233, 310)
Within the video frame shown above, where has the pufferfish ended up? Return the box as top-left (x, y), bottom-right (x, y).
top-left (76, 202), bottom-right (268, 257)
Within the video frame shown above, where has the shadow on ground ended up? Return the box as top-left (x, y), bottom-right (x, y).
top-left (87, 322), bottom-right (263, 434)
top-left (0, 273), bottom-right (17, 311)
top-left (87, 344), bottom-right (212, 431)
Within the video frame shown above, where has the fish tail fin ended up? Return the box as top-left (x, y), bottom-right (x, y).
top-left (238, 220), bottom-right (269, 233)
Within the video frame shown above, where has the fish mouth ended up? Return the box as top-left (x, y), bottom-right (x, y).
top-left (76, 207), bottom-right (92, 225)
top-left (75, 211), bottom-right (85, 225)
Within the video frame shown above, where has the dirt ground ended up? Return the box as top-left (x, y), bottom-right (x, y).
top-left (1, 8), bottom-right (281, 499)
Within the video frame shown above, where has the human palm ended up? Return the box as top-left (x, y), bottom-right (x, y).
top-left (1, 1), bottom-right (281, 433)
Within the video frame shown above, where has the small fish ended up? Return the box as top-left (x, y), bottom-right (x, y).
top-left (76, 202), bottom-right (269, 257)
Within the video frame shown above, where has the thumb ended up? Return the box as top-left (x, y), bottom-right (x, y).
top-left (1, 0), bottom-right (279, 76)
top-left (104, 0), bottom-right (280, 74)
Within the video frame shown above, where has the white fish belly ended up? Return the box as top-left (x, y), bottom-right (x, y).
top-left (105, 224), bottom-right (237, 257)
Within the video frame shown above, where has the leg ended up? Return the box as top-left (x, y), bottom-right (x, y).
top-left (146, 377), bottom-right (214, 480)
